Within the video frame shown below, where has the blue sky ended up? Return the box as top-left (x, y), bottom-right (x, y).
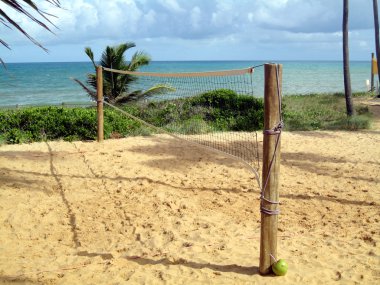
top-left (0, 0), bottom-right (377, 62)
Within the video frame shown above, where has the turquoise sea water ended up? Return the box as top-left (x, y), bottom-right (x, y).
top-left (0, 61), bottom-right (371, 106)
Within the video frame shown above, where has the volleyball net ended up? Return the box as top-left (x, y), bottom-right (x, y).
top-left (97, 63), bottom-right (283, 274)
top-left (97, 65), bottom-right (268, 186)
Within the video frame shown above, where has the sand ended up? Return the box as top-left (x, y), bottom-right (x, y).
top-left (0, 102), bottom-right (379, 284)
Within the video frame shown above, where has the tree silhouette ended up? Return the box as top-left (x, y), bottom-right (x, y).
top-left (73, 43), bottom-right (174, 104)
top-left (342, 0), bottom-right (355, 116)
top-left (373, 0), bottom-right (380, 96)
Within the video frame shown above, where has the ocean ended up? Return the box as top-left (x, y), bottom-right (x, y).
top-left (0, 61), bottom-right (372, 107)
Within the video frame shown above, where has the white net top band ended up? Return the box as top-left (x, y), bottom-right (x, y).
top-left (102, 67), bottom-right (254, 78)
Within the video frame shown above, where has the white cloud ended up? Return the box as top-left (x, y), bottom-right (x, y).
top-left (190, 6), bottom-right (201, 30)
top-left (143, 9), bottom-right (157, 26)
top-left (0, 0), bottom-right (377, 61)
top-left (157, 0), bottom-right (185, 13)
top-left (3, 0), bottom-right (374, 41)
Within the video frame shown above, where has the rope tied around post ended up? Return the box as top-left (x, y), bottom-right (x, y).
top-left (260, 64), bottom-right (283, 216)
top-left (263, 121), bottom-right (284, 135)
top-left (260, 119), bottom-right (283, 215)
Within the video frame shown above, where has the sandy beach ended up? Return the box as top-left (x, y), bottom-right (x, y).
top-left (0, 102), bottom-right (379, 284)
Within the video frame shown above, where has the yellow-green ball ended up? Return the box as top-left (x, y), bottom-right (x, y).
top-left (272, 259), bottom-right (288, 276)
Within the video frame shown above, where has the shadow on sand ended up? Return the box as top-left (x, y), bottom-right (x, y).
top-left (123, 255), bottom-right (260, 276)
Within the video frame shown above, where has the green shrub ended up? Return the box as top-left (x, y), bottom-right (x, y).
top-left (190, 89), bottom-right (264, 131)
top-left (0, 90), bottom-right (373, 145)
top-left (0, 107), bottom-right (97, 144)
top-left (5, 128), bottom-right (34, 144)
top-left (136, 90), bottom-right (264, 132)
top-left (165, 116), bottom-right (213, 134)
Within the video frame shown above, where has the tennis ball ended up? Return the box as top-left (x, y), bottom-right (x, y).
top-left (272, 259), bottom-right (288, 276)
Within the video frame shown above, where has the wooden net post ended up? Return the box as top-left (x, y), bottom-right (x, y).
top-left (96, 65), bottom-right (104, 142)
top-left (259, 63), bottom-right (283, 275)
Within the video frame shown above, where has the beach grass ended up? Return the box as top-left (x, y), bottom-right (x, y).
top-left (282, 92), bottom-right (373, 131)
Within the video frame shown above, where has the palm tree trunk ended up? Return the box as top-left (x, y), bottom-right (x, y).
top-left (373, 0), bottom-right (380, 96)
top-left (343, 0), bottom-right (355, 116)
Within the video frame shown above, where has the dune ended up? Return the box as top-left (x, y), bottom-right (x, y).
top-left (0, 103), bottom-right (379, 284)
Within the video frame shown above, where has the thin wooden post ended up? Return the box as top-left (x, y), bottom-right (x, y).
top-left (371, 53), bottom-right (375, 92)
top-left (259, 63), bottom-right (282, 275)
top-left (96, 65), bottom-right (104, 142)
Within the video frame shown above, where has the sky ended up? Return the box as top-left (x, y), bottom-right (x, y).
top-left (0, 0), bottom-right (377, 62)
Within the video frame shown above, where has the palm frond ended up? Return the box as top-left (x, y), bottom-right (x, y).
top-left (139, 84), bottom-right (176, 98)
top-left (0, 0), bottom-right (61, 51)
top-left (114, 42), bottom-right (135, 63)
top-left (100, 46), bottom-right (115, 68)
top-left (0, 57), bottom-right (6, 69)
top-left (0, 8), bottom-right (47, 51)
top-left (115, 85), bottom-right (175, 104)
top-left (71, 77), bottom-right (97, 100)
top-left (85, 47), bottom-right (96, 68)
top-left (128, 51), bottom-right (151, 71)
top-left (114, 90), bottom-right (141, 104)
top-left (86, 73), bottom-right (97, 90)
top-left (0, 37), bottom-right (10, 49)
top-left (115, 84), bottom-right (176, 104)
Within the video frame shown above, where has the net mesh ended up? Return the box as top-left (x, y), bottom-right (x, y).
top-left (101, 66), bottom-right (262, 187)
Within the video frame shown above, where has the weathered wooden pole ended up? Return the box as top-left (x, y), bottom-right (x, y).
top-left (259, 63), bottom-right (282, 275)
top-left (373, 0), bottom-right (380, 95)
top-left (96, 65), bottom-right (104, 142)
top-left (371, 53), bottom-right (375, 91)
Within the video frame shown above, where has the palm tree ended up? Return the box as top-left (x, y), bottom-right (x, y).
top-left (342, 0), bottom-right (355, 116)
top-left (0, 0), bottom-right (60, 51)
top-left (373, 0), bottom-right (380, 96)
top-left (73, 42), bottom-right (174, 104)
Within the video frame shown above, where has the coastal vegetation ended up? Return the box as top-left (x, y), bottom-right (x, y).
top-left (0, 91), bottom-right (374, 145)
top-left (283, 92), bottom-right (372, 130)
top-left (73, 43), bottom-right (174, 104)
